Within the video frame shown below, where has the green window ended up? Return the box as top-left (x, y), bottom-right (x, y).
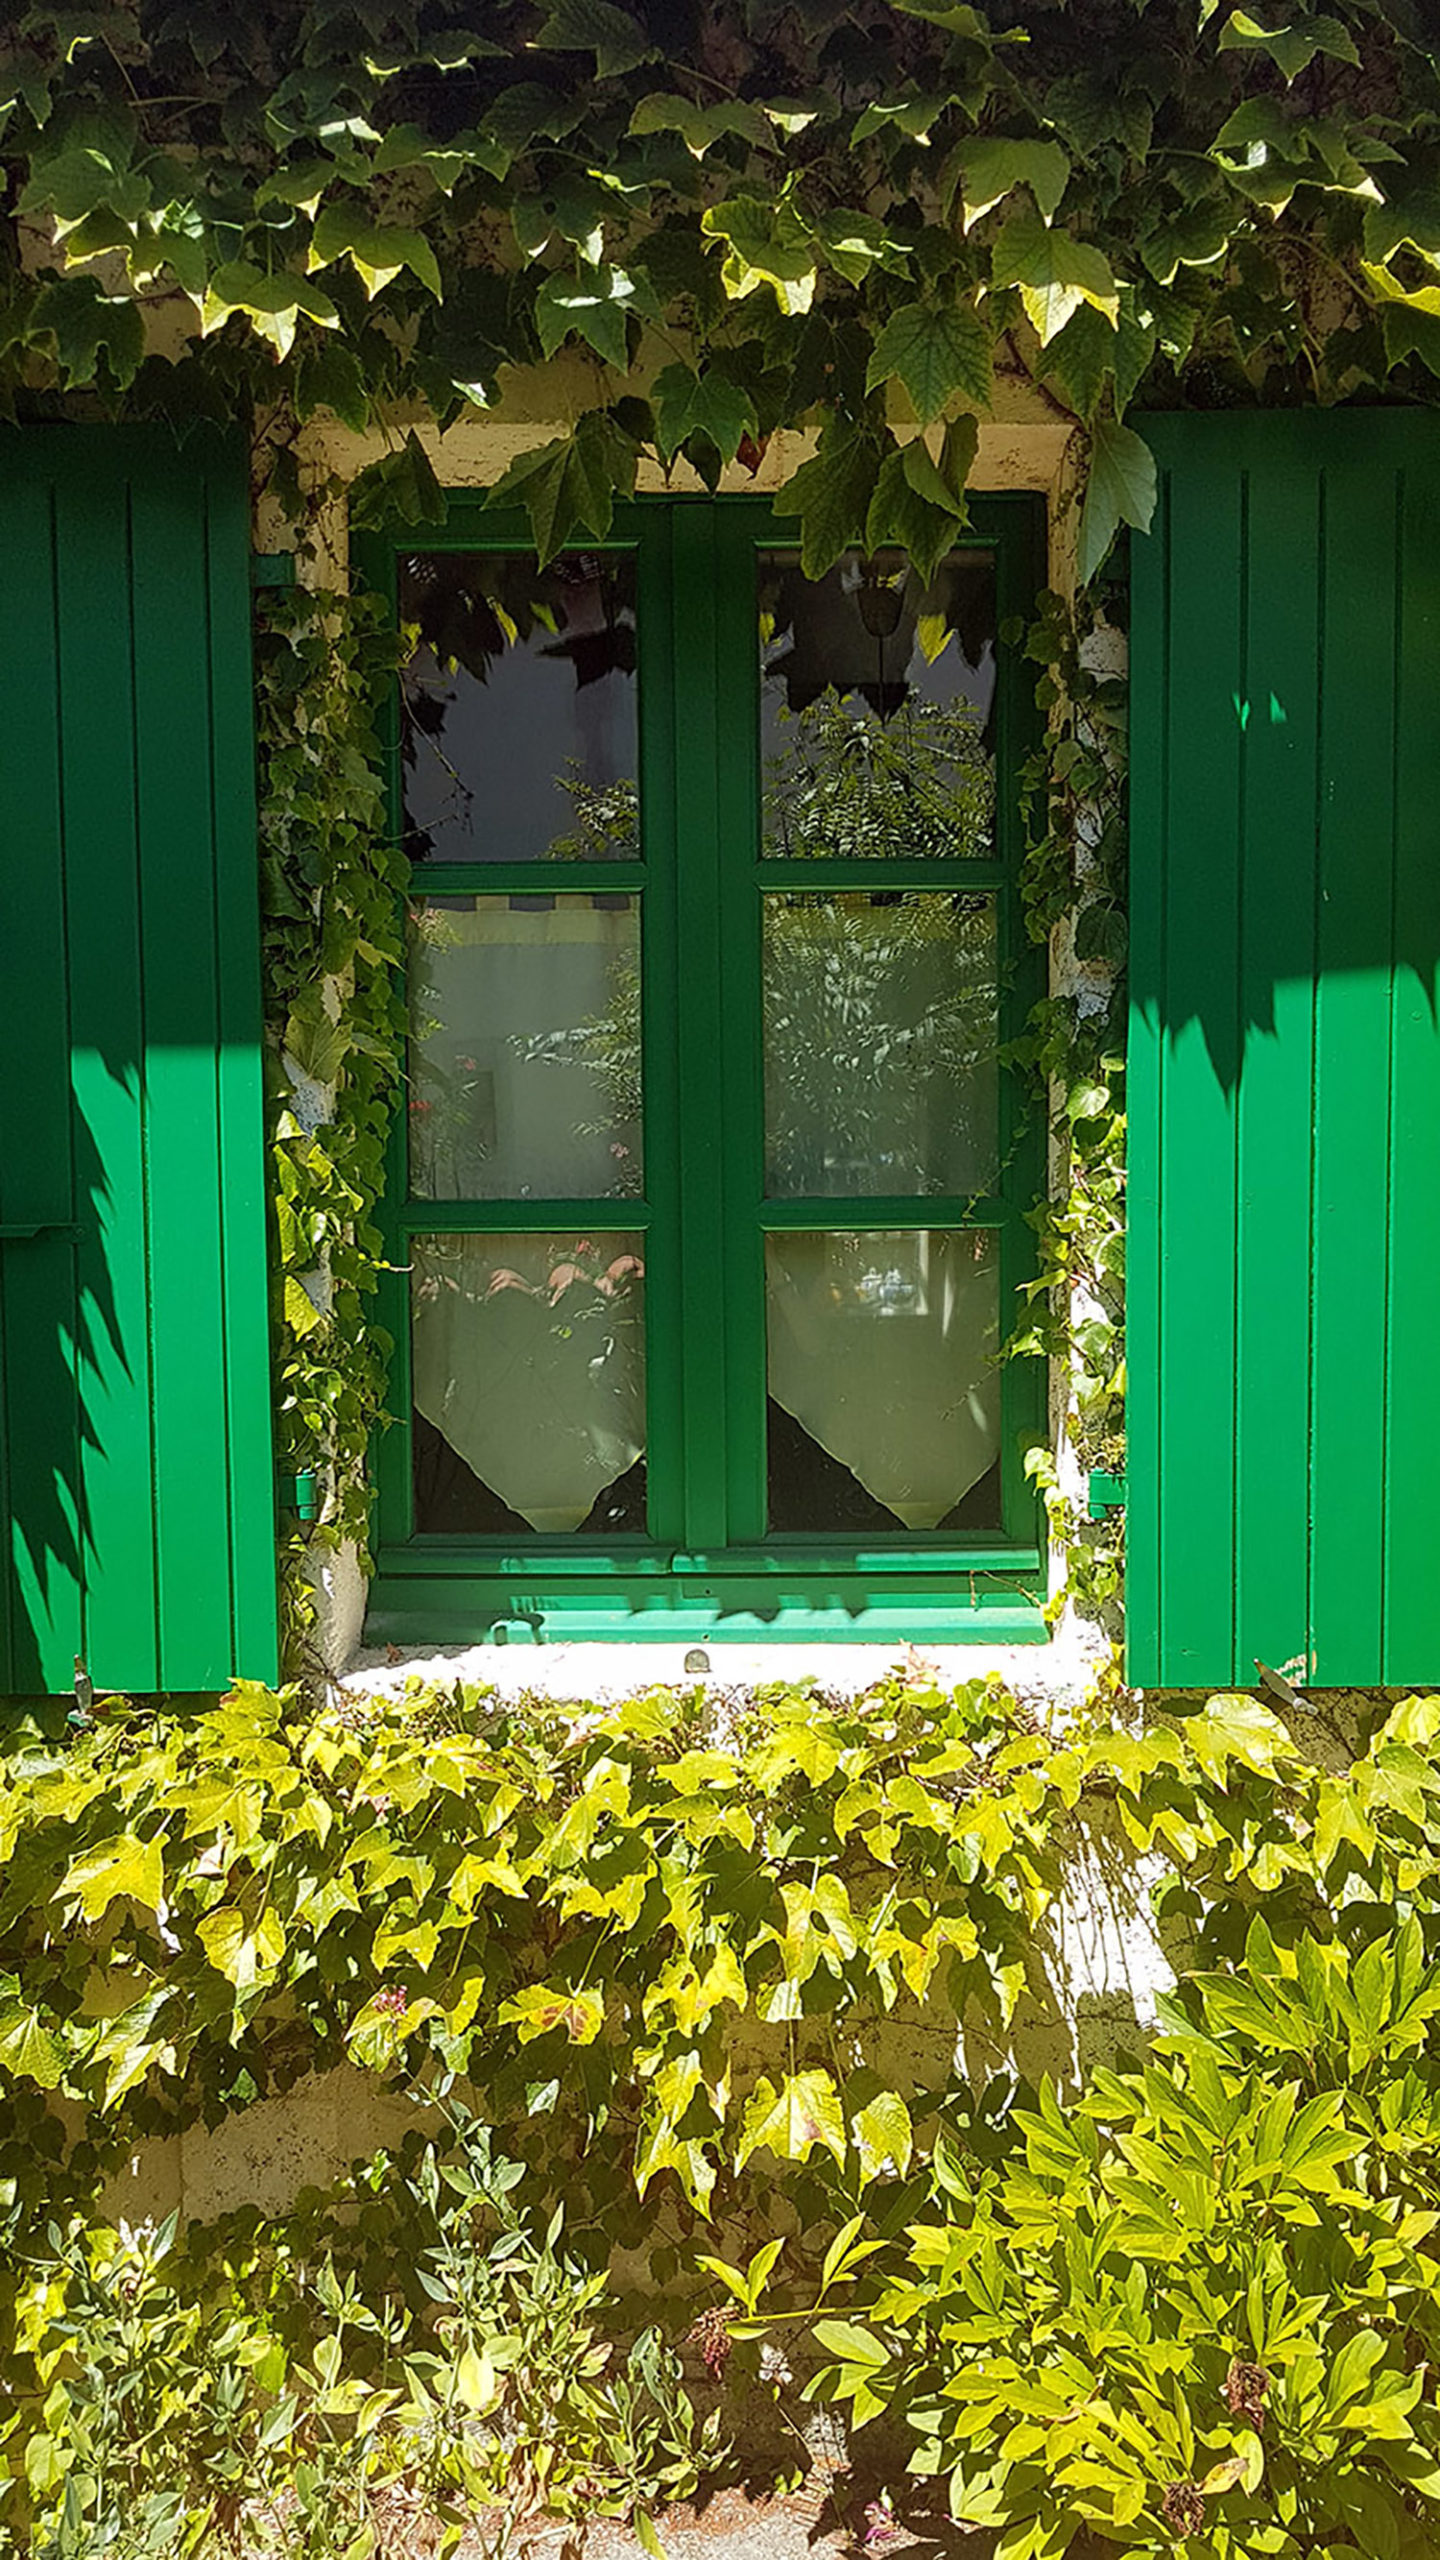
top-left (362, 496), bottom-right (1046, 1645)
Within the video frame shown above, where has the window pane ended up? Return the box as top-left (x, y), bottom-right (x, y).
top-left (408, 894), bottom-right (642, 1200)
top-left (764, 892), bottom-right (997, 1197)
top-left (412, 1234), bottom-right (646, 1534)
top-left (399, 551), bottom-right (638, 864)
top-left (759, 548), bottom-right (996, 860)
top-left (767, 1231), bottom-right (1000, 1532)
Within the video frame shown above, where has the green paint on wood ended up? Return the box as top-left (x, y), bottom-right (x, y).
top-left (1129, 410), bottom-right (1440, 1689)
top-left (0, 430), bottom-right (277, 1696)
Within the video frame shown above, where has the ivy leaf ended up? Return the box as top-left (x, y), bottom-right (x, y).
top-left (32, 273), bottom-right (143, 387)
top-left (1046, 297), bottom-right (1156, 421)
top-left (198, 1905), bottom-right (287, 1991)
top-left (297, 341), bottom-right (370, 432)
top-left (630, 93), bottom-right (772, 156)
top-left (866, 299), bottom-right (993, 422)
top-left (535, 263), bottom-right (641, 368)
top-left (736, 2068), bottom-right (847, 2167)
top-left (0, 1996), bottom-right (65, 2090)
top-left (702, 194), bottom-right (817, 315)
top-left (201, 263), bottom-right (339, 359)
top-left (486, 408), bottom-right (639, 566)
top-left (865, 439), bottom-right (967, 584)
top-left (1078, 415), bottom-right (1157, 584)
top-left (851, 2089), bottom-right (914, 2177)
top-left (951, 135), bottom-right (1071, 228)
top-left (308, 208), bottom-right (442, 299)
top-left (61, 1831), bottom-right (165, 1921)
top-left (814, 208), bottom-right (909, 284)
top-left (651, 361), bottom-right (755, 464)
top-left (533, 0), bottom-right (659, 77)
top-left (500, 1984), bottom-right (606, 2043)
top-left (1216, 8), bottom-right (1360, 80)
top-left (991, 205), bottom-right (1119, 344)
top-left (284, 1273), bottom-right (326, 1337)
top-left (771, 418), bottom-right (882, 578)
top-left (852, 95), bottom-right (951, 145)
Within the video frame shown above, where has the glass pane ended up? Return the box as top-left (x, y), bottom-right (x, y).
top-left (411, 1233), bottom-right (645, 1534)
top-left (408, 894), bottom-right (642, 1200)
top-left (764, 892), bottom-right (997, 1197)
top-left (767, 1231), bottom-right (1000, 1532)
top-left (399, 551), bottom-right (639, 864)
top-left (759, 548), bottom-right (996, 860)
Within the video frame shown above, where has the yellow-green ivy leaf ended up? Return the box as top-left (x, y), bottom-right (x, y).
top-left (736, 2068), bottom-right (847, 2168)
top-left (61, 1831), bottom-right (165, 1921)
top-left (198, 1905), bottom-right (287, 1990)
top-left (0, 1998), bottom-right (65, 2089)
top-left (630, 93), bottom-right (772, 156)
top-left (852, 2089), bottom-right (914, 2178)
top-left (308, 208), bottom-right (441, 299)
top-left (500, 1984), bottom-right (605, 2043)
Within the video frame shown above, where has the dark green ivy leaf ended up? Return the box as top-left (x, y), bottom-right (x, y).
top-left (533, 0), bottom-right (659, 78)
top-left (1077, 414), bottom-right (1156, 584)
top-left (32, 272), bottom-right (144, 388)
top-left (865, 298), bottom-right (993, 423)
top-left (651, 361), bottom-right (756, 464)
top-left (771, 416), bottom-right (883, 578)
top-left (485, 408), bottom-right (640, 565)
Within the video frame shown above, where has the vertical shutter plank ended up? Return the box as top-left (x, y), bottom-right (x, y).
top-left (1150, 456), bottom-right (1245, 1684)
top-left (1309, 461), bottom-right (1397, 1684)
top-left (130, 469), bottom-right (234, 1685)
top-left (205, 466), bottom-right (280, 1679)
top-left (1233, 455), bottom-right (1320, 1677)
top-left (56, 465), bottom-right (161, 1691)
top-left (1124, 470), bottom-right (1166, 1688)
top-left (1383, 458), bottom-right (1440, 1683)
top-left (0, 461), bottom-right (84, 1691)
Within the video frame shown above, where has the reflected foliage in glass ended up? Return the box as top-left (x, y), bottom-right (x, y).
top-left (411, 1233), bottom-right (646, 1535)
top-left (408, 894), bottom-right (642, 1200)
top-left (399, 551), bottom-right (639, 864)
top-left (759, 548), bottom-right (996, 862)
top-left (763, 891), bottom-right (998, 1197)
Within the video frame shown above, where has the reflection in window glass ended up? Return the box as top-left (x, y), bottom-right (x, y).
top-left (759, 548), bottom-right (996, 860)
top-left (399, 551), bottom-right (639, 864)
top-left (408, 894), bottom-right (642, 1200)
top-left (766, 1230), bottom-right (1000, 1532)
top-left (763, 892), bottom-right (998, 1197)
top-left (411, 1234), bottom-right (646, 1534)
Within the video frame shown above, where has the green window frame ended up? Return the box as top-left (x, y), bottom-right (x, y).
top-left (359, 493), bottom-right (1048, 1645)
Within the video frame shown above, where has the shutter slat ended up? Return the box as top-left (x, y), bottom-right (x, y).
top-left (0, 463), bottom-right (84, 1690)
top-left (59, 467), bottom-right (161, 1689)
top-left (1130, 411), bottom-right (1440, 1689)
top-left (1382, 460), bottom-right (1440, 1684)
top-left (1234, 455), bottom-right (1320, 1677)
top-left (1310, 461), bottom-right (1397, 1685)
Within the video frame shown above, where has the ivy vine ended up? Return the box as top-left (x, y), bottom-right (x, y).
top-left (254, 575), bottom-right (406, 1665)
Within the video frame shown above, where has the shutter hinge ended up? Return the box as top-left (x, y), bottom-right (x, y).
top-left (251, 552), bottom-right (297, 590)
top-left (278, 1469), bottom-right (320, 1522)
top-left (1088, 1470), bottom-right (1126, 1519)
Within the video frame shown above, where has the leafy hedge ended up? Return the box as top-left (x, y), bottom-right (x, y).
top-left (4, 1675), bottom-right (1440, 2554)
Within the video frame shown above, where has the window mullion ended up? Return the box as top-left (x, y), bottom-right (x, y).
top-left (669, 504), bottom-right (734, 1553)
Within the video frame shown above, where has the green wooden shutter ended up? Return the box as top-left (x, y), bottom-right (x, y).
top-left (0, 428), bottom-right (278, 1695)
top-left (1129, 409), bottom-right (1440, 1690)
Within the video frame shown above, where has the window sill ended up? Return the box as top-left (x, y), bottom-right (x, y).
top-left (367, 1549), bottom-right (1049, 1646)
